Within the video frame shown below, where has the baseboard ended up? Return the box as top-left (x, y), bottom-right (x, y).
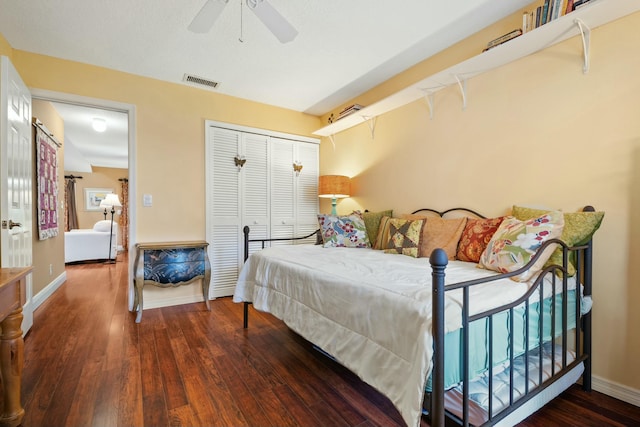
top-left (593, 375), bottom-right (640, 407)
top-left (32, 271), bottom-right (67, 311)
top-left (143, 294), bottom-right (205, 310)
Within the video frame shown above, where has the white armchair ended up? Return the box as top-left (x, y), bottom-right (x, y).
top-left (64, 220), bottom-right (118, 263)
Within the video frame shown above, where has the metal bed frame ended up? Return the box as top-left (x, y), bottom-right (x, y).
top-left (239, 207), bottom-right (594, 426)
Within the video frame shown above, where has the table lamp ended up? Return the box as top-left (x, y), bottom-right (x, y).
top-left (318, 175), bottom-right (350, 215)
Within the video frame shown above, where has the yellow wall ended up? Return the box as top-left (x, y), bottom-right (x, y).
top-left (31, 100), bottom-right (65, 296)
top-left (2, 40), bottom-right (321, 317)
top-left (319, 12), bottom-right (640, 392)
top-left (0, 33), bottom-right (11, 58)
top-left (10, 51), bottom-right (321, 243)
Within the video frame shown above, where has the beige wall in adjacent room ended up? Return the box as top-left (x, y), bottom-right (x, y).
top-left (32, 100), bottom-right (65, 296)
top-left (70, 167), bottom-right (127, 228)
top-left (319, 12), bottom-right (640, 392)
top-left (68, 166), bottom-right (128, 248)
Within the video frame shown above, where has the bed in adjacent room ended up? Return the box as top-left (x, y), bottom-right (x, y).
top-left (64, 219), bottom-right (118, 263)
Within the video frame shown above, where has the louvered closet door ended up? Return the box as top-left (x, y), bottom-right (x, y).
top-left (270, 138), bottom-right (295, 243)
top-left (206, 122), bottom-right (319, 297)
top-left (206, 127), bottom-right (242, 297)
top-left (270, 138), bottom-right (319, 244)
top-left (295, 142), bottom-right (320, 243)
top-left (242, 133), bottom-right (269, 255)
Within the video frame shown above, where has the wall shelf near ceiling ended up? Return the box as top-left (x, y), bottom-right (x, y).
top-left (313, 0), bottom-right (640, 138)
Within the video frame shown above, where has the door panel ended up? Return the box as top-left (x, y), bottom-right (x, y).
top-left (1, 56), bottom-right (33, 334)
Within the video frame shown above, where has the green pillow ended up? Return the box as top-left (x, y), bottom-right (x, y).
top-left (361, 210), bottom-right (393, 248)
top-left (511, 206), bottom-right (604, 275)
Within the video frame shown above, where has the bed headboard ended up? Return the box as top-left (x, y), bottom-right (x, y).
top-left (411, 207), bottom-right (486, 219)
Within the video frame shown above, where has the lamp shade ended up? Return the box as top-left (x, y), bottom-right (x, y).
top-left (99, 193), bottom-right (122, 208)
top-left (318, 175), bottom-right (350, 199)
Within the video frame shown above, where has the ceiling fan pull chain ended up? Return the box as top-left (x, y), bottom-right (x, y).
top-left (239, 0), bottom-right (244, 42)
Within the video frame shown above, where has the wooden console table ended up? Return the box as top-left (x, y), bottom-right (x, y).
top-left (0, 267), bottom-right (31, 427)
top-left (133, 241), bottom-right (211, 323)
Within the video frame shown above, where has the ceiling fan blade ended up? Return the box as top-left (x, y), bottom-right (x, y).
top-left (188, 0), bottom-right (229, 33)
top-left (245, 0), bottom-right (298, 43)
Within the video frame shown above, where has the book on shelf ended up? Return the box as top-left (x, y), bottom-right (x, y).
top-left (337, 104), bottom-right (364, 120)
top-left (551, 0), bottom-right (563, 21)
top-left (338, 104), bottom-right (363, 115)
top-left (522, 0), bottom-right (576, 33)
top-left (573, 0), bottom-right (592, 10)
top-left (541, 0), bottom-right (550, 25)
top-left (483, 29), bottom-right (522, 52)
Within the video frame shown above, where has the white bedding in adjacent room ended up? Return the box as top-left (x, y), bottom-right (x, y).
top-left (233, 245), bottom-right (576, 427)
top-left (64, 220), bottom-right (117, 263)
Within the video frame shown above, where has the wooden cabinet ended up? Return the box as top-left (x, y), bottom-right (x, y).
top-left (0, 267), bottom-right (31, 427)
top-left (205, 121), bottom-right (319, 297)
top-left (133, 241), bottom-right (211, 323)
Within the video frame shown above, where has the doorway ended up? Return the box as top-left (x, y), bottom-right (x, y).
top-left (31, 89), bottom-right (137, 309)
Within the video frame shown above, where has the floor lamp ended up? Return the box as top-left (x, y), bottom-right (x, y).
top-left (99, 193), bottom-right (122, 263)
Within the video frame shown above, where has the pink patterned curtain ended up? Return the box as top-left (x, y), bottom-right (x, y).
top-left (119, 178), bottom-right (129, 251)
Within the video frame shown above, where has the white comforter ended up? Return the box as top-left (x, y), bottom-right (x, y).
top-left (233, 245), bottom-right (564, 427)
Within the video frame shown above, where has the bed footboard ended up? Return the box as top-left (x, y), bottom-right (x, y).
top-left (241, 226), bottom-right (320, 328)
top-left (429, 207), bottom-right (595, 427)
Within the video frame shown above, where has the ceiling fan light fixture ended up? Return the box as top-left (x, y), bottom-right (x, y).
top-left (189, 0), bottom-right (230, 33)
top-left (245, 0), bottom-right (298, 43)
top-left (92, 117), bottom-right (107, 133)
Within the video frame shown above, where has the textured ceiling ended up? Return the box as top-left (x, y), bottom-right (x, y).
top-left (0, 0), bottom-right (531, 115)
top-left (2, 0), bottom-right (532, 171)
top-left (50, 102), bottom-right (129, 171)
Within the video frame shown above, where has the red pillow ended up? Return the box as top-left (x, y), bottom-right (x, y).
top-left (456, 217), bottom-right (504, 263)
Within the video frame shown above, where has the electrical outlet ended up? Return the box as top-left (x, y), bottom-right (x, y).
top-left (49, 264), bottom-right (53, 276)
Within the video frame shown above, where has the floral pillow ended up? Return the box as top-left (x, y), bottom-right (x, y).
top-left (511, 206), bottom-right (605, 276)
top-left (378, 217), bottom-right (425, 258)
top-left (318, 211), bottom-right (371, 248)
top-left (478, 211), bottom-right (564, 282)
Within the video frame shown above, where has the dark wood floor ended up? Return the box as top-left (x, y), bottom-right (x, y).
top-left (20, 255), bottom-right (640, 427)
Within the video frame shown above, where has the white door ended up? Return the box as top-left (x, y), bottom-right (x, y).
top-left (270, 138), bottom-right (295, 241)
top-left (205, 127), bottom-right (270, 298)
top-left (206, 127), bottom-right (242, 298)
top-left (0, 56), bottom-right (33, 335)
top-left (295, 141), bottom-right (320, 239)
top-left (270, 138), bottom-right (319, 243)
top-left (241, 132), bottom-right (269, 250)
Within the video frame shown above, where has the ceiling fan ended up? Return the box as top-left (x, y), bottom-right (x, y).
top-left (188, 0), bottom-right (298, 43)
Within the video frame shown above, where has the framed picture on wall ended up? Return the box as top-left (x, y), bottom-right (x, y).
top-left (85, 188), bottom-right (113, 211)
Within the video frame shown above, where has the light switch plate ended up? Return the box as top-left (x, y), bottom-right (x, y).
top-left (143, 194), bottom-right (152, 207)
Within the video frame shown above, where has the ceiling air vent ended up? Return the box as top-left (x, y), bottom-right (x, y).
top-left (183, 73), bottom-right (220, 89)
